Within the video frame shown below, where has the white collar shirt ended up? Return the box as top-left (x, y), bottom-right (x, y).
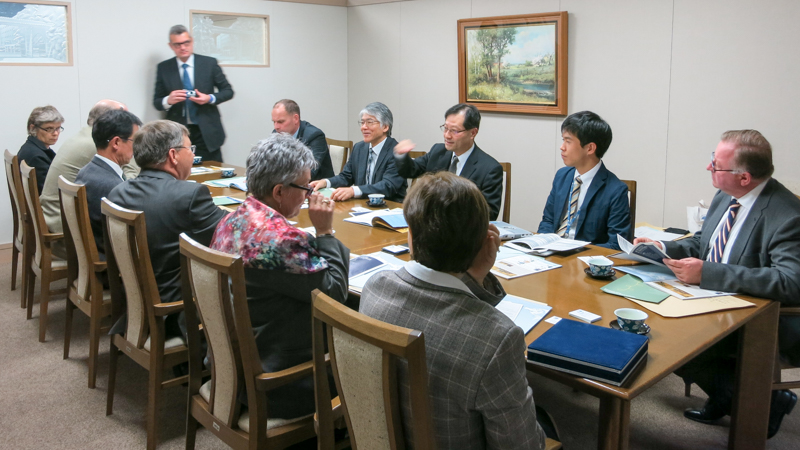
top-left (404, 260), bottom-right (472, 295)
top-left (352, 137), bottom-right (387, 198)
top-left (705, 179), bottom-right (768, 263)
top-left (452, 144), bottom-right (475, 176)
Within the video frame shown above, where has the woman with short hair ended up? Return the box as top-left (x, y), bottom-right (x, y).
top-left (18, 105), bottom-right (65, 193)
top-left (210, 132), bottom-right (349, 419)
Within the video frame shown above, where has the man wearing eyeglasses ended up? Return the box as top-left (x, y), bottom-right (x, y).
top-left (107, 120), bottom-right (226, 341)
top-left (153, 25), bottom-right (234, 163)
top-left (393, 103), bottom-right (503, 220)
top-left (635, 130), bottom-right (800, 439)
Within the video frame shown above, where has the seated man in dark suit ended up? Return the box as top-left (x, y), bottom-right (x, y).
top-left (393, 103), bottom-right (503, 220)
top-left (271, 99), bottom-right (334, 181)
top-left (360, 172), bottom-right (550, 450)
top-left (310, 102), bottom-right (407, 202)
top-left (107, 120), bottom-right (227, 337)
top-left (75, 109), bottom-right (142, 257)
top-left (537, 111), bottom-right (630, 249)
top-left (636, 130), bottom-right (800, 438)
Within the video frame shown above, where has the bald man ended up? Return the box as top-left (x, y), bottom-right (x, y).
top-left (41, 99), bottom-right (141, 235)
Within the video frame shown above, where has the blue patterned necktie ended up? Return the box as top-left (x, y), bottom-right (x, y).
top-left (557, 176), bottom-right (582, 237)
top-left (709, 198), bottom-right (741, 263)
top-left (182, 63), bottom-right (196, 122)
top-left (366, 148), bottom-right (375, 184)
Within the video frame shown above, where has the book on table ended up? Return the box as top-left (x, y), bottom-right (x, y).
top-left (610, 235), bottom-right (671, 266)
top-left (527, 319), bottom-right (649, 387)
top-left (343, 208), bottom-right (408, 232)
top-left (348, 252), bottom-right (405, 293)
top-left (204, 176), bottom-right (247, 191)
top-left (504, 234), bottom-right (589, 255)
top-left (496, 295), bottom-right (552, 334)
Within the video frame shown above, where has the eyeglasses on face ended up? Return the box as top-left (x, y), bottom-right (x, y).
top-left (440, 124), bottom-right (467, 135)
top-left (289, 183), bottom-right (314, 198)
top-left (37, 126), bottom-right (64, 134)
top-left (174, 145), bottom-right (197, 154)
top-left (170, 39), bottom-right (192, 48)
top-left (358, 119), bottom-right (380, 126)
top-left (710, 152), bottom-right (739, 173)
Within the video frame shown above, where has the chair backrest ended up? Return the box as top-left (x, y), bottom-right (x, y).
top-left (312, 290), bottom-right (436, 450)
top-left (4, 150), bottom-right (25, 247)
top-left (19, 162), bottom-right (47, 266)
top-left (327, 138), bottom-right (353, 175)
top-left (101, 198), bottom-right (160, 349)
top-left (179, 233), bottom-right (245, 429)
top-left (499, 162), bottom-right (511, 222)
top-left (58, 176), bottom-right (98, 303)
top-left (621, 179), bottom-right (637, 232)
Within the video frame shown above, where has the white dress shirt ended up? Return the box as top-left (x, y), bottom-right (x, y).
top-left (566, 161), bottom-right (602, 239)
top-left (404, 260), bottom-right (471, 294)
top-left (451, 144), bottom-right (475, 176)
top-left (95, 154), bottom-right (124, 180)
top-left (161, 54), bottom-right (216, 117)
top-left (325, 137), bottom-right (387, 197)
top-left (704, 180), bottom-right (768, 263)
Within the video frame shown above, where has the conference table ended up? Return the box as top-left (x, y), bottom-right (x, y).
top-left (196, 162), bottom-right (777, 450)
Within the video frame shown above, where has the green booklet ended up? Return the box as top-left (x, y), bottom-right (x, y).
top-left (601, 274), bottom-right (670, 303)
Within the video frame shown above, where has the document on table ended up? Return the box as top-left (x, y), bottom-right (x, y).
top-left (614, 264), bottom-right (677, 282)
top-left (490, 254), bottom-right (561, 279)
top-left (646, 279), bottom-right (734, 300)
top-left (504, 234), bottom-right (589, 253)
top-left (629, 295), bottom-right (755, 318)
top-left (634, 226), bottom-right (685, 242)
top-left (496, 295), bottom-right (553, 334)
top-left (348, 252), bottom-right (405, 293)
top-left (601, 275), bottom-right (670, 303)
top-left (342, 208), bottom-right (401, 226)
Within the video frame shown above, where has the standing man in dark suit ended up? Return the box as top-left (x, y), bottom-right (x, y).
top-left (537, 111), bottom-right (631, 249)
top-left (311, 102), bottom-right (407, 202)
top-left (393, 103), bottom-right (503, 220)
top-left (153, 25), bottom-right (234, 163)
top-left (107, 120), bottom-right (227, 338)
top-left (271, 99), bottom-right (334, 181)
top-left (75, 109), bottom-right (142, 256)
top-left (635, 130), bottom-right (800, 438)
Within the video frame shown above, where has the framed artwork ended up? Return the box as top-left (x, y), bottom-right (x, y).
top-left (458, 12), bottom-right (568, 115)
top-left (190, 10), bottom-right (269, 67)
top-left (0, 0), bottom-right (72, 65)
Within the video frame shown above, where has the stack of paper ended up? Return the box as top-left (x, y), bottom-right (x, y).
top-left (204, 177), bottom-right (247, 191)
top-left (348, 252), bottom-right (405, 293)
top-left (505, 234), bottom-right (589, 254)
top-left (634, 226), bottom-right (685, 242)
top-left (601, 275), bottom-right (670, 303)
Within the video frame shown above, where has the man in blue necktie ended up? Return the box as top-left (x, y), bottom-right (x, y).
top-left (153, 25), bottom-right (234, 163)
top-left (635, 129), bottom-right (800, 438)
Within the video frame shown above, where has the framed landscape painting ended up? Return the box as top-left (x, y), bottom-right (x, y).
top-left (0, 0), bottom-right (72, 65)
top-left (190, 10), bottom-right (269, 67)
top-left (458, 12), bottom-right (568, 115)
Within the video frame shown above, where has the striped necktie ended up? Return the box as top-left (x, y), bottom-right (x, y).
top-left (448, 155), bottom-right (459, 174)
top-left (366, 148), bottom-right (375, 184)
top-left (557, 176), bottom-right (582, 237)
top-left (709, 199), bottom-right (741, 263)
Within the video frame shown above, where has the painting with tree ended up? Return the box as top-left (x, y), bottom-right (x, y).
top-left (458, 12), bottom-right (568, 115)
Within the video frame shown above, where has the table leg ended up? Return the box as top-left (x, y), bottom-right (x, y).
top-left (598, 396), bottom-right (630, 450)
top-left (728, 301), bottom-right (779, 449)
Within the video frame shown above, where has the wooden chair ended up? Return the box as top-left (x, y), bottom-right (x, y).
top-left (101, 198), bottom-right (188, 450)
top-left (4, 150), bottom-right (26, 295)
top-left (58, 176), bottom-right (112, 388)
top-left (326, 138), bottom-right (353, 175)
top-left (621, 179), bottom-right (637, 232)
top-left (179, 233), bottom-right (323, 449)
top-left (499, 162), bottom-right (512, 223)
top-left (19, 161), bottom-right (68, 342)
top-left (311, 289), bottom-right (437, 449)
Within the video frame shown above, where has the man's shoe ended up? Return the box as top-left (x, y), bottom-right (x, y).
top-left (684, 400), bottom-right (726, 424)
top-left (767, 390), bottom-right (797, 439)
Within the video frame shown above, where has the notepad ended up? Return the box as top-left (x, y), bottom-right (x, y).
top-left (601, 275), bottom-right (669, 303)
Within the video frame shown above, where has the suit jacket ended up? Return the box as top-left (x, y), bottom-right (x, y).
top-left (360, 267), bottom-right (546, 450)
top-left (75, 156), bottom-right (124, 256)
top-left (18, 135), bottom-right (56, 194)
top-left (42, 126), bottom-right (140, 233)
top-left (328, 137), bottom-right (407, 202)
top-left (665, 179), bottom-right (800, 363)
top-left (107, 169), bottom-right (227, 305)
top-left (153, 54), bottom-right (234, 151)
top-left (297, 121), bottom-right (334, 180)
top-left (537, 163), bottom-right (631, 249)
top-left (396, 143), bottom-right (503, 220)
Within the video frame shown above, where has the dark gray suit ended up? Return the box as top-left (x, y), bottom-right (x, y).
top-left (328, 137), bottom-right (407, 202)
top-left (395, 144), bottom-right (503, 220)
top-left (667, 178), bottom-right (800, 411)
top-left (297, 121), bottom-right (334, 181)
top-left (360, 267), bottom-right (545, 450)
top-left (74, 156), bottom-right (124, 256)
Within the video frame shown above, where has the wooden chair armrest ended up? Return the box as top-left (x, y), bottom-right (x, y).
top-left (153, 301), bottom-right (184, 316)
top-left (780, 306), bottom-right (800, 316)
top-left (43, 232), bottom-right (64, 243)
top-left (93, 261), bottom-right (107, 272)
top-left (255, 353), bottom-right (332, 392)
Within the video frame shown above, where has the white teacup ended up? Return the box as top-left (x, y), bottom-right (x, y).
top-left (368, 193), bottom-right (385, 206)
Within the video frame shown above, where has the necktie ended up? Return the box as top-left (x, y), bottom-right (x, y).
top-left (366, 148), bottom-right (375, 184)
top-left (448, 155), bottom-right (459, 174)
top-left (557, 176), bottom-right (583, 237)
top-left (182, 63), bottom-right (196, 122)
top-left (709, 199), bottom-right (741, 263)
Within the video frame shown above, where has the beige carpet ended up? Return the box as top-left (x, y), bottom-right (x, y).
top-left (1, 256), bottom-right (797, 449)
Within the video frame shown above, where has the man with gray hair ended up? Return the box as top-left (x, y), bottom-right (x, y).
top-left (107, 120), bottom-right (226, 338)
top-left (153, 24), bottom-right (234, 163)
top-left (271, 99), bottom-right (334, 180)
top-left (41, 99), bottom-right (139, 236)
top-left (310, 101), bottom-right (407, 202)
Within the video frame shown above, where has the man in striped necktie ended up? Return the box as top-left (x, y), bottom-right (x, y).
top-left (634, 129), bottom-right (800, 438)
